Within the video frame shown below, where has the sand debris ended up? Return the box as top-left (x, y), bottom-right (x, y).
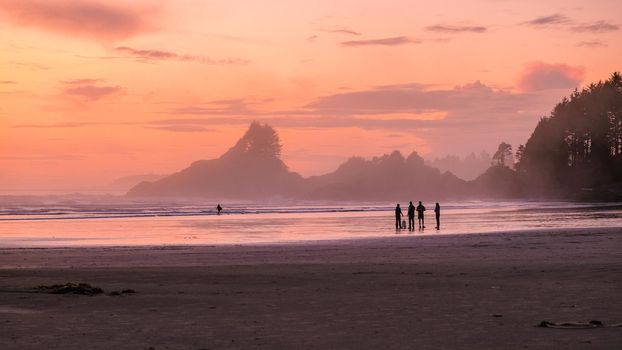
top-left (35, 283), bottom-right (104, 296)
top-left (109, 289), bottom-right (137, 296)
top-left (537, 320), bottom-right (622, 329)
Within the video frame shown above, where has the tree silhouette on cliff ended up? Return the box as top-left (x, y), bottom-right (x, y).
top-left (492, 142), bottom-right (513, 167)
top-left (516, 72), bottom-right (622, 194)
top-left (223, 121), bottom-right (283, 160)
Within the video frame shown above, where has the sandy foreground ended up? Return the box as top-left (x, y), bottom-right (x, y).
top-left (1, 228), bottom-right (621, 349)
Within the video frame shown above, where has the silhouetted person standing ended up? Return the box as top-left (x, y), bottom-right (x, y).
top-left (395, 204), bottom-right (403, 229)
top-left (416, 201), bottom-right (426, 229)
top-left (217, 204), bottom-right (222, 215)
top-left (407, 201), bottom-right (415, 230)
top-left (434, 202), bottom-right (440, 230)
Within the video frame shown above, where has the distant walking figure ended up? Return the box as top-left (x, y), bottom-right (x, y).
top-left (434, 203), bottom-right (440, 230)
top-left (395, 204), bottom-right (403, 229)
top-left (416, 201), bottom-right (426, 229)
top-left (217, 204), bottom-right (222, 215)
top-left (407, 201), bottom-right (415, 230)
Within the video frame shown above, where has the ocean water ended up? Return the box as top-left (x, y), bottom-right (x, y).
top-left (0, 199), bottom-right (621, 247)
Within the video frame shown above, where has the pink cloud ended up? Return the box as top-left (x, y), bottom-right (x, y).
top-left (64, 85), bottom-right (122, 100)
top-left (522, 14), bottom-right (571, 27)
top-left (115, 46), bottom-right (178, 60)
top-left (13, 122), bottom-right (93, 128)
top-left (306, 35), bottom-right (318, 43)
top-left (148, 125), bottom-right (215, 133)
top-left (62, 79), bottom-right (122, 100)
top-left (318, 27), bottom-right (361, 36)
top-left (425, 25), bottom-right (487, 33)
top-left (521, 14), bottom-right (618, 33)
top-left (571, 21), bottom-right (619, 33)
top-left (341, 36), bottom-right (420, 47)
top-left (162, 81), bottom-right (552, 129)
top-left (0, 0), bottom-right (156, 42)
top-left (517, 62), bottom-right (585, 91)
top-left (149, 80), bottom-right (561, 159)
top-left (114, 46), bottom-right (248, 65)
top-left (62, 79), bottom-right (103, 85)
top-left (577, 40), bottom-right (607, 48)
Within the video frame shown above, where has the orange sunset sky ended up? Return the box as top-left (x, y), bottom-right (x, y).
top-left (1, 0), bottom-right (621, 192)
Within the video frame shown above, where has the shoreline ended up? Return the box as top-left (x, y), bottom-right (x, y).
top-left (1, 225), bottom-right (620, 253)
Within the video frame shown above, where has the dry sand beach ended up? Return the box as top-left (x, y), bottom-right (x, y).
top-left (1, 227), bottom-right (621, 349)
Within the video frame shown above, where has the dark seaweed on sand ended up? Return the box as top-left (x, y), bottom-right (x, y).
top-left (109, 289), bottom-right (137, 296)
top-left (35, 283), bottom-right (104, 296)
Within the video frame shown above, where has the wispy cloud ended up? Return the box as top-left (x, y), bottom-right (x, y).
top-left (8, 61), bottom-right (50, 71)
top-left (147, 125), bottom-right (215, 133)
top-left (61, 79), bottom-right (122, 101)
top-left (115, 46), bottom-right (181, 60)
top-left (522, 14), bottom-right (618, 33)
top-left (159, 81), bottom-right (554, 131)
top-left (424, 24), bottom-right (487, 33)
top-left (522, 14), bottom-right (571, 26)
top-left (64, 86), bottom-right (122, 100)
top-left (571, 21), bottom-right (619, 33)
top-left (0, 154), bottom-right (83, 161)
top-left (341, 36), bottom-right (420, 47)
top-left (0, 0), bottom-right (157, 42)
top-left (204, 33), bottom-right (273, 46)
top-left (114, 46), bottom-right (248, 65)
top-left (577, 40), bottom-right (607, 48)
top-left (517, 62), bottom-right (585, 91)
top-left (62, 79), bottom-right (103, 85)
top-left (147, 80), bottom-right (565, 156)
top-left (318, 27), bottom-right (361, 36)
top-left (306, 81), bottom-right (531, 117)
top-left (12, 122), bottom-right (94, 128)
top-left (0, 80), bottom-right (16, 84)
top-left (168, 99), bottom-right (256, 115)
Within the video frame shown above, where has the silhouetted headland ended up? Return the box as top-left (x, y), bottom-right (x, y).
top-left (128, 73), bottom-right (622, 200)
top-left (128, 122), bottom-right (304, 199)
top-left (127, 122), bottom-right (468, 200)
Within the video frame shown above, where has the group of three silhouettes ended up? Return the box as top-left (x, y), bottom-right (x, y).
top-left (395, 201), bottom-right (440, 230)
